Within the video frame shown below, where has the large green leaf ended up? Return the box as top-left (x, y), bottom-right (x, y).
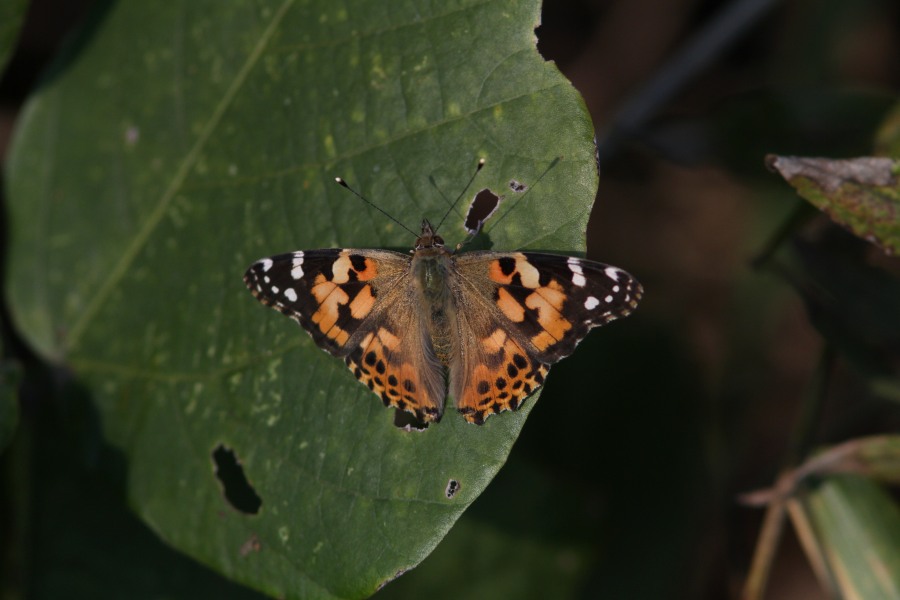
top-left (5, 0), bottom-right (598, 597)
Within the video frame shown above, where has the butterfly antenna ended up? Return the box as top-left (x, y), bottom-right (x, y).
top-left (334, 177), bottom-right (418, 237)
top-left (434, 158), bottom-right (485, 233)
top-left (485, 156), bottom-right (561, 233)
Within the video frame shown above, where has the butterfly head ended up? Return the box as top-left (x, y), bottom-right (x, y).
top-left (415, 219), bottom-right (445, 250)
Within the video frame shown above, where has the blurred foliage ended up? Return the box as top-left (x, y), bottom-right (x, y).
top-left (0, 0), bottom-right (28, 74)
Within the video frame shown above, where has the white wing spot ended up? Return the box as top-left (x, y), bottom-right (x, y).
top-left (284, 288), bottom-right (298, 302)
top-left (567, 257), bottom-right (583, 273)
top-left (584, 296), bottom-right (600, 310)
top-left (271, 285), bottom-right (280, 294)
top-left (604, 294), bottom-right (613, 303)
top-left (263, 275), bottom-right (271, 284)
top-left (261, 258), bottom-right (273, 272)
top-left (568, 258), bottom-right (587, 287)
top-left (612, 285), bottom-right (620, 293)
top-left (291, 253), bottom-right (305, 280)
top-left (604, 267), bottom-right (620, 281)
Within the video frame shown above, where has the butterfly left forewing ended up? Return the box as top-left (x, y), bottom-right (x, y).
top-left (244, 248), bottom-right (446, 422)
top-left (449, 251), bottom-right (642, 423)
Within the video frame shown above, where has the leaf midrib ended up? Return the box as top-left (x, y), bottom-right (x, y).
top-left (66, 0), bottom-right (298, 351)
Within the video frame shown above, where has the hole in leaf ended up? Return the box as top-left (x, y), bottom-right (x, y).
top-left (212, 444), bottom-right (262, 515)
top-left (445, 479), bottom-right (461, 499)
top-left (508, 179), bottom-right (527, 193)
top-left (464, 188), bottom-right (501, 235)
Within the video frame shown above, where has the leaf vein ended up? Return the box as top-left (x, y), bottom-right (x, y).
top-left (66, 0), bottom-right (299, 349)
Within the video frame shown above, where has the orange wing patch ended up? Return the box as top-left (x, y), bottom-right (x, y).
top-left (306, 252), bottom-right (381, 348)
top-left (524, 280), bottom-right (572, 351)
top-left (309, 276), bottom-right (351, 346)
top-left (489, 253), bottom-right (540, 287)
top-left (495, 287), bottom-right (526, 322)
top-left (309, 275), bottom-right (377, 348)
top-left (332, 252), bottom-right (379, 282)
top-left (348, 284), bottom-right (376, 318)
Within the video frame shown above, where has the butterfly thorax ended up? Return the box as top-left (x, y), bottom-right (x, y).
top-left (412, 219), bottom-right (454, 365)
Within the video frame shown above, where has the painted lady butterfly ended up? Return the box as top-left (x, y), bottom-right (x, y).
top-left (244, 173), bottom-right (642, 425)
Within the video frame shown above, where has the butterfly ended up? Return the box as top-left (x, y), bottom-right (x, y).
top-left (244, 179), bottom-right (642, 425)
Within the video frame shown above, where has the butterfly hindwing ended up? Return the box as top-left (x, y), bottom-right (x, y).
top-left (342, 296), bottom-right (447, 423)
top-left (449, 304), bottom-right (551, 425)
